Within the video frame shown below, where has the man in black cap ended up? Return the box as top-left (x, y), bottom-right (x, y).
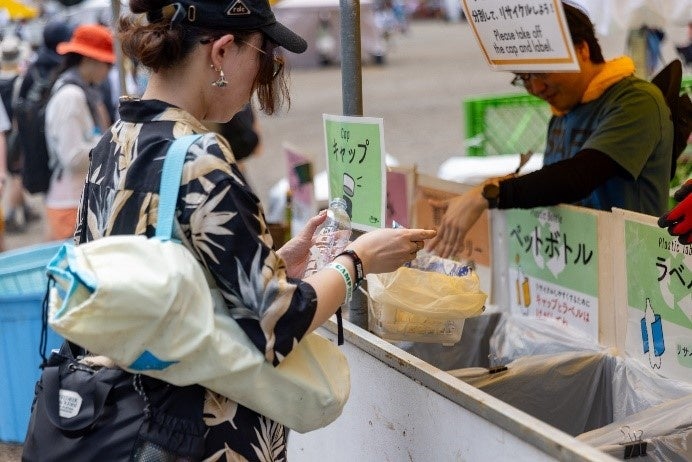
top-left (428, 1), bottom-right (676, 258)
top-left (18, 20), bottom-right (74, 107)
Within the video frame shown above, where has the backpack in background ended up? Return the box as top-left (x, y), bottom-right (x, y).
top-left (0, 74), bottom-right (22, 169)
top-left (650, 59), bottom-right (692, 180)
top-left (15, 68), bottom-right (58, 194)
top-left (0, 74), bottom-right (19, 121)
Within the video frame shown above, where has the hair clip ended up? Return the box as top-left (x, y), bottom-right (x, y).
top-left (146, 3), bottom-right (186, 29)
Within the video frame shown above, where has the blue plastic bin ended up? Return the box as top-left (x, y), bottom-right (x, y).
top-left (0, 241), bottom-right (67, 443)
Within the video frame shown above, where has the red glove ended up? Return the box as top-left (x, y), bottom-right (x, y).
top-left (658, 179), bottom-right (692, 245)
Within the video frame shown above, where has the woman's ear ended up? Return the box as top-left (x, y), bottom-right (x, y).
top-left (210, 34), bottom-right (235, 68)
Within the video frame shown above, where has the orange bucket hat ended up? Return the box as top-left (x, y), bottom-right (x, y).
top-left (56, 24), bottom-right (115, 64)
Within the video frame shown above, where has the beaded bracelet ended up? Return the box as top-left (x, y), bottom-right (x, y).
top-left (327, 261), bottom-right (354, 303)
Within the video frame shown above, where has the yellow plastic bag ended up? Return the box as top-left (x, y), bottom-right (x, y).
top-left (367, 267), bottom-right (487, 344)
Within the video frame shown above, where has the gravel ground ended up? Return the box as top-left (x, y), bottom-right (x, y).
top-left (0, 446), bottom-right (21, 462)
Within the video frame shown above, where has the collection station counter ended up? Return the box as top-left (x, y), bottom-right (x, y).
top-left (288, 193), bottom-right (692, 461)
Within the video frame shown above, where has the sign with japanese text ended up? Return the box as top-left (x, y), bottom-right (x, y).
top-left (460, 0), bottom-right (579, 71)
top-left (323, 114), bottom-right (386, 231)
top-left (617, 209), bottom-right (691, 383)
top-left (506, 206), bottom-right (599, 340)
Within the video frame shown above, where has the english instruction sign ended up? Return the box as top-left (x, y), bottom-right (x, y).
top-left (461, 0), bottom-right (580, 71)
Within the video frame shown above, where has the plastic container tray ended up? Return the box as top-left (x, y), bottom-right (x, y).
top-left (463, 92), bottom-right (551, 156)
top-left (464, 76), bottom-right (692, 158)
top-left (0, 241), bottom-right (66, 442)
top-left (0, 240), bottom-right (68, 296)
top-left (681, 75), bottom-right (692, 96)
top-left (367, 296), bottom-right (465, 345)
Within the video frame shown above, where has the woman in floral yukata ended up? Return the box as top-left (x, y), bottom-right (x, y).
top-left (74, 0), bottom-right (436, 460)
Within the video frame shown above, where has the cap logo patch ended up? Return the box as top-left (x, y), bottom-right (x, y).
top-left (226, 0), bottom-right (251, 16)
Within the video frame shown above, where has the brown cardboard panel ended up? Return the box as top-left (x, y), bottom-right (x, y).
top-left (412, 174), bottom-right (491, 267)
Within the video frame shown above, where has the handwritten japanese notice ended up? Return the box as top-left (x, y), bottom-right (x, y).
top-left (618, 210), bottom-right (691, 383)
top-left (323, 114), bottom-right (386, 231)
top-left (460, 0), bottom-right (579, 71)
top-left (506, 206), bottom-right (599, 340)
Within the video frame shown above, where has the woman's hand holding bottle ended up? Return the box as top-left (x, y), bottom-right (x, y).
top-left (346, 227), bottom-right (437, 276)
top-left (277, 209), bottom-right (327, 278)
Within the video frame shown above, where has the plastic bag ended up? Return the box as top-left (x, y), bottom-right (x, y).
top-left (406, 249), bottom-right (473, 277)
top-left (366, 266), bottom-right (486, 344)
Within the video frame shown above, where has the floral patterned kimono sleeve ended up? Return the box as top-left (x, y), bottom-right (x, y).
top-left (179, 168), bottom-right (317, 366)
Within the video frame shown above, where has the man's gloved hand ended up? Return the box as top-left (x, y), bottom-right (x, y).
top-left (658, 179), bottom-right (692, 245)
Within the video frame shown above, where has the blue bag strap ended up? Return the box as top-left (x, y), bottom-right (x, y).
top-left (156, 134), bottom-right (203, 240)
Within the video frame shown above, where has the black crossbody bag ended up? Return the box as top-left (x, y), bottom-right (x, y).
top-left (21, 141), bottom-right (207, 462)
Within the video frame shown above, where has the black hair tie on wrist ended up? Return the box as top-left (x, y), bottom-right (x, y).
top-left (336, 250), bottom-right (364, 288)
top-left (332, 250), bottom-right (364, 345)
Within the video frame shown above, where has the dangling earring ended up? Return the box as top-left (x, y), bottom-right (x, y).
top-left (211, 64), bottom-right (227, 88)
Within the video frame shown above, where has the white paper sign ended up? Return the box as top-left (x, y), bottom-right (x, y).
top-left (614, 209), bottom-right (692, 383)
top-left (461, 0), bottom-right (579, 72)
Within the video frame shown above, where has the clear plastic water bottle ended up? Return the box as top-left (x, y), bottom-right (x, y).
top-left (304, 198), bottom-right (352, 277)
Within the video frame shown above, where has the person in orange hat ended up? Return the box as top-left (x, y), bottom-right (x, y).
top-left (43, 23), bottom-right (115, 241)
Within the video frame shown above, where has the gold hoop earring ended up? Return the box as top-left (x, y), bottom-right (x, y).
top-left (211, 65), bottom-right (227, 88)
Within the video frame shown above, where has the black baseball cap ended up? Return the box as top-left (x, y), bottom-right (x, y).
top-left (148, 1), bottom-right (307, 54)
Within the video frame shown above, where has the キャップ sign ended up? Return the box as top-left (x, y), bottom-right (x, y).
top-left (323, 114), bottom-right (386, 232)
top-left (461, 0), bottom-right (580, 72)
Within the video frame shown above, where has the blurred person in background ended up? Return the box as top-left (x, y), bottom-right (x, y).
top-left (428, 1), bottom-right (675, 258)
top-left (4, 20), bottom-right (74, 234)
top-left (0, 34), bottom-right (35, 233)
top-left (0, 98), bottom-right (9, 251)
top-left (18, 20), bottom-right (74, 103)
top-left (676, 21), bottom-right (692, 66)
top-left (44, 23), bottom-right (114, 241)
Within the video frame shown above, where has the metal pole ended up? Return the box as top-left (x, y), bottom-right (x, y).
top-left (339, 0), bottom-right (363, 117)
top-left (110, 0), bottom-right (127, 97)
top-left (339, 0), bottom-right (368, 329)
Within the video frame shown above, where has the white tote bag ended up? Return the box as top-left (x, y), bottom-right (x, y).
top-left (46, 135), bottom-right (350, 433)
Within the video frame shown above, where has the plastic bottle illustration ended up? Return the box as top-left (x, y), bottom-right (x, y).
top-left (514, 254), bottom-right (522, 306)
top-left (522, 271), bottom-right (531, 308)
top-left (514, 254), bottom-right (531, 310)
top-left (640, 298), bottom-right (665, 369)
top-left (303, 198), bottom-right (352, 277)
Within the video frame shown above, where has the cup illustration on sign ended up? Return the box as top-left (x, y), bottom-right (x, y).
top-left (640, 298), bottom-right (665, 369)
top-left (514, 254), bottom-right (531, 311)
